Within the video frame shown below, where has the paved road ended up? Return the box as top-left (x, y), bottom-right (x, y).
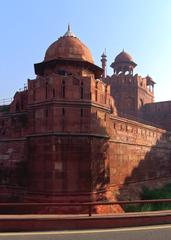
top-left (1, 224), bottom-right (171, 240)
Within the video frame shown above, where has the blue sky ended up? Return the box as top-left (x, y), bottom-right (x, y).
top-left (0, 0), bottom-right (171, 102)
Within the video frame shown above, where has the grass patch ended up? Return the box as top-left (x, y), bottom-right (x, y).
top-left (124, 183), bottom-right (171, 212)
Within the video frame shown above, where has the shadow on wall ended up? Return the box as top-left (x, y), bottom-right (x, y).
top-left (0, 109), bottom-right (115, 214)
top-left (116, 131), bottom-right (171, 202)
top-left (0, 109), bottom-right (111, 199)
top-left (90, 112), bottom-right (124, 213)
top-left (89, 111), bottom-right (110, 198)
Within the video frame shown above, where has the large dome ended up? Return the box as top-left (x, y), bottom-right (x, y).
top-left (44, 25), bottom-right (94, 64)
top-left (115, 50), bottom-right (133, 63)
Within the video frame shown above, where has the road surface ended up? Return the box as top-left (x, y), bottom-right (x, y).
top-left (1, 224), bottom-right (171, 240)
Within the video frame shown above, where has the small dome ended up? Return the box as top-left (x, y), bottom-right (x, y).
top-left (44, 25), bottom-right (94, 64)
top-left (110, 50), bottom-right (137, 75)
top-left (115, 50), bottom-right (133, 63)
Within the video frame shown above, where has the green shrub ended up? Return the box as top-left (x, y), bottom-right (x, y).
top-left (0, 105), bottom-right (9, 112)
top-left (124, 183), bottom-right (171, 212)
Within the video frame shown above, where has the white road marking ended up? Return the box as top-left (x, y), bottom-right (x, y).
top-left (0, 224), bottom-right (171, 236)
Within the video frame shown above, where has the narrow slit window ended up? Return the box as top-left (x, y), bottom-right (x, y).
top-left (45, 82), bottom-right (48, 99)
top-left (45, 109), bottom-right (48, 118)
top-left (62, 80), bottom-right (65, 98)
top-left (81, 108), bottom-right (83, 117)
top-left (53, 88), bottom-right (55, 97)
top-left (62, 108), bottom-right (65, 116)
top-left (33, 90), bottom-right (36, 101)
top-left (95, 82), bottom-right (98, 101)
top-left (81, 82), bottom-right (84, 99)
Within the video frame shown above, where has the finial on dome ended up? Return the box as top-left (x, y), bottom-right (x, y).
top-left (122, 48), bottom-right (125, 52)
top-left (101, 48), bottom-right (107, 58)
top-left (64, 24), bottom-right (76, 37)
top-left (68, 24), bottom-right (71, 32)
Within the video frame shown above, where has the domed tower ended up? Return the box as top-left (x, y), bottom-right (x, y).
top-left (25, 26), bottom-right (115, 206)
top-left (109, 50), bottom-right (154, 117)
top-left (44, 25), bottom-right (93, 63)
top-left (34, 24), bottom-right (102, 78)
top-left (110, 50), bottom-right (137, 75)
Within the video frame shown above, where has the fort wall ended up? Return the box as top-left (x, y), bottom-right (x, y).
top-left (107, 116), bottom-right (171, 200)
top-left (0, 28), bottom-right (171, 214)
top-left (0, 139), bottom-right (27, 201)
top-left (0, 106), bottom-right (171, 204)
top-left (142, 101), bottom-right (171, 131)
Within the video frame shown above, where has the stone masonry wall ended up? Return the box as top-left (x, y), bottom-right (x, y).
top-left (26, 135), bottom-right (91, 198)
top-left (0, 139), bottom-right (27, 201)
top-left (107, 115), bottom-right (171, 200)
top-left (142, 101), bottom-right (171, 131)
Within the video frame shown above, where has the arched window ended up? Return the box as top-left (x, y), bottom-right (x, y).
top-left (58, 70), bottom-right (67, 76)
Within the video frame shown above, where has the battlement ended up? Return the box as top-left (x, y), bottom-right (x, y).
top-left (110, 73), bottom-right (154, 96)
top-left (142, 101), bottom-right (171, 131)
top-left (144, 101), bottom-right (171, 113)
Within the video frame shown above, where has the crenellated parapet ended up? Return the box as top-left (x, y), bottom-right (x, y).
top-left (142, 101), bottom-right (171, 131)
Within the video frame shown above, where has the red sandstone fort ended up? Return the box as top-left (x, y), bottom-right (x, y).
top-left (0, 25), bottom-right (171, 213)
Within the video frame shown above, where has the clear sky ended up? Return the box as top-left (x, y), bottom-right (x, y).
top-left (0, 0), bottom-right (171, 102)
